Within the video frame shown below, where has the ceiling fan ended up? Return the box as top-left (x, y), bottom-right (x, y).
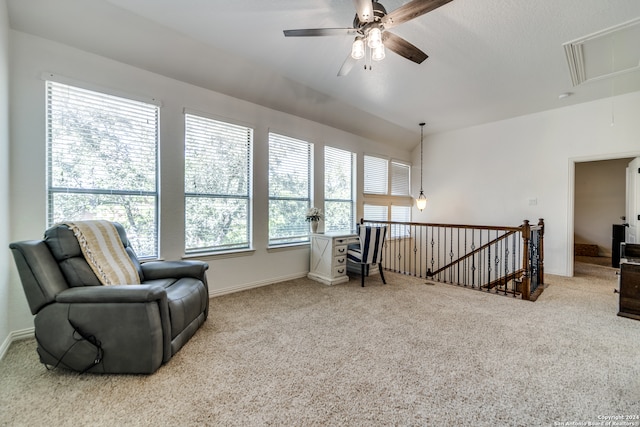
top-left (283, 0), bottom-right (454, 76)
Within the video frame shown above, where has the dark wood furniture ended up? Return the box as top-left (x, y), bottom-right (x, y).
top-left (618, 262), bottom-right (640, 321)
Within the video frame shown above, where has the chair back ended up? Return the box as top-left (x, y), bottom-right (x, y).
top-left (43, 222), bottom-right (143, 287)
top-left (358, 226), bottom-right (387, 265)
top-left (9, 222), bottom-right (143, 314)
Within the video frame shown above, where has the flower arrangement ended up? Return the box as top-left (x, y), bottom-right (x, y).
top-left (305, 207), bottom-right (323, 222)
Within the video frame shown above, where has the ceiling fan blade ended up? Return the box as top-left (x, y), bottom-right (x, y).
top-left (337, 54), bottom-right (358, 76)
top-left (382, 0), bottom-right (453, 29)
top-left (284, 28), bottom-right (356, 37)
top-left (353, 0), bottom-right (374, 23)
top-left (382, 32), bottom-right (428, 64)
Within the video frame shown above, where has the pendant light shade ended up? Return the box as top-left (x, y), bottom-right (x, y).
top-left (416, 122), bottom-right (427, 211)
top-left (367, 27), bottom-right (383, 49)
top-left (351, 37), bottom-right (365, 60)
top-left (416, 190), bottom-right (427, 211)
top-left (371, 44), bottom-right (385, 61)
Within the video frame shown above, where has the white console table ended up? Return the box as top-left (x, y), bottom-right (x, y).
top-left (308, 232), bottom-right (358, 285)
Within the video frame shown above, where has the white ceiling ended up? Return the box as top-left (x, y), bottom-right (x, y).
top-left (7, 0), bottom-right (640, 150)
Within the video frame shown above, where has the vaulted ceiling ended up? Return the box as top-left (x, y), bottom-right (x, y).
top-left (7, 0), bottom-right (640, 150)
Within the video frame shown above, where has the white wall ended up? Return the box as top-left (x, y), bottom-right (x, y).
top-left (413, 91), bottom-right (640, 276)
top-left (0, 0), bottom-right (11, 356)
top-left (8, 31), bottom-right (411, 334)
top-left (575, 158), bottom-right (631, 256)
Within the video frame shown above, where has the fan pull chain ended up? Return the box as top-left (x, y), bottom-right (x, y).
top-left (364, 42), bottom-right (372, 71)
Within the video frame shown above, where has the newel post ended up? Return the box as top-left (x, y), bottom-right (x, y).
top-left (538, 218), bottom-right (545, 287)
top-left (521, 220), bottom-right (531, 300)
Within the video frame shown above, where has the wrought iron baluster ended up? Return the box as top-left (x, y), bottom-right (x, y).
top-left (437, 226), bottom-right (441, 281)
top-left (429, 226), bottom-right (435, 279)
top-left (471, 229), bottom-right (476, 289)
top-left (456, 228), bottom-right (461, 286)
top-left (512, 232), bottom-right (517, 297)
top-left (503, 233), bottom-right (509, 295)
top-left (487, 230), bottom-right (492, 292)
top-left (479, 231), bottom-right (483, 289)
top-left (495, 230), bottom-right (504, 293)
top-left (463, 229), bottom-right (468, 287)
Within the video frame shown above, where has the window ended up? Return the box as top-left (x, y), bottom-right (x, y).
top-left (363, 154), bottom-right (412, 229)
top-left (364, 155), bottom-right (388, 194)
top-left (391, 162), bottom-right (410, 196)
top-left (391, 205), bottom-right (411, 237)
top-left (47, 81), bottom-right (159, 258)
top-left (363, 204), bottom-right (410, 238)
top-left (363, 204), bottom-right (388, 222)
top-left (268, 132), bottom-right (312, 245)
top-left (184, 113), bottom-right (252, 253)
top-left (324, 146), bottom-right (356, 232)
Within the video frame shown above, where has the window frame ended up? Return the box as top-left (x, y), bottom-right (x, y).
top-left (46, 79), bottom-right (160, 258)
top-left (324, 145), bottom-right (356, 233)
top-left (268, 131), bottom-right (314, 247)
top-left (362, 154), bottom-right (413, 230)
top-left (183, 111), bottom-right (254, 254)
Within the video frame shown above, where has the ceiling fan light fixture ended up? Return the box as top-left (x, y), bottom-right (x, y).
top-left (351, 37), bottom-right (365, 60)
top-left (367, 27), bottom-right (383, 49)
top-left (372, 44), bottom-right (386, 61)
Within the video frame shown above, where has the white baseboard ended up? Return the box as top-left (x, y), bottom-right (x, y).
top-left (208, 272), bottom-right (308, 298)
top-left (0, 327), bottom-right (35, 362)
top-left (2, 274), bottom-right (308, 359)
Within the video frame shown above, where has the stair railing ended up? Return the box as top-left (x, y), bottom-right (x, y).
top-left (359, 218), bottom-right (545, 301)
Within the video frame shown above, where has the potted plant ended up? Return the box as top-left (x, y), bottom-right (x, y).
top-left (305, 207), bottom-right (323, 233)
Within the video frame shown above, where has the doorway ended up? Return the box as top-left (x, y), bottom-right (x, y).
top-left (571, 156), bottom-right (638, 275)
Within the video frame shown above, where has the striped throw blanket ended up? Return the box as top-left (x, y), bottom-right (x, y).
top-left (65, 220), bottom-right (141, 286)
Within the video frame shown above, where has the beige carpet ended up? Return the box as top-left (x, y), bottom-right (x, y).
top-left (1, 263), bottom-right (639, 426)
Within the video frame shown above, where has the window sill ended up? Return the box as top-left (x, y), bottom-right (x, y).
top-left (267, 242), bottom-right (310, 252)
top-left (183, 248), bottom-right (256, 260)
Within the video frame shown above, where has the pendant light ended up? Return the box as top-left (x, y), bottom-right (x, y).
top-left (416, 122), bottom-right (427, 211)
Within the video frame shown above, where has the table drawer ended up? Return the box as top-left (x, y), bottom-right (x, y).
top-left (334, 265), bottom-right (347, 277)
top-left (335, 245), bottom-right (348, 257)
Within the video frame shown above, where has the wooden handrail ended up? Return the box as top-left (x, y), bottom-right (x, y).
top-left (484, 268), bottom-right (526, 291)
top-left (361, 218), bottom-right (522, 232)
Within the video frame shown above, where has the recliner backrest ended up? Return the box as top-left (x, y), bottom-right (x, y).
top-left (9, 240), bottom-right (70, 314)
top-left (10, 222), bottom-right (146, 314)
top-left (44, 222), bottom-right (144, 287)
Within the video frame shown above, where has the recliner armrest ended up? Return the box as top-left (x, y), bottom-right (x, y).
top-left (56, 285), bottom-right (167, 304)
top-left (141, 260), bottom-right (209, 282)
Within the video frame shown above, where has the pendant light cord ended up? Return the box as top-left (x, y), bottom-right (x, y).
top-left (419, 122), bottom-right (425, 192)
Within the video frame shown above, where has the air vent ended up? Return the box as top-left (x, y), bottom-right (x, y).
top-left (563, 17), bottom-right (640, 86)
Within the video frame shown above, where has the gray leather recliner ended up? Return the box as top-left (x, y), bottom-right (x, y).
top-left (9, 223), bottom-right (209, 374)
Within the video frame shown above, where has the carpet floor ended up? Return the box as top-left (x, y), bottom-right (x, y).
top-left (1, 262), bottom-right (639, 426)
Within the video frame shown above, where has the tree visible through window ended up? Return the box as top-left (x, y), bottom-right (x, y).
top-left (184, 113), bottom-right (252, 252)
top-left (268, 133), bottom-right (312, 245)
top-left (324, 146), bottom-right (355, 232)
top-left (46, 81), bottom-right (159, 258)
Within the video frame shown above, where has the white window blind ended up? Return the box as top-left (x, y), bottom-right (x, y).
top-left (324, 146), bottom-right (355, 232)
top-left (363, 204), bottom-right (388, 222)
top-left (391, 161), bottom-right (410, 196)
top-left (46, 80), bottom-right (159, 258)
top-left (364, 155), bottom-right (388, 194)
top-left (184, 114), bottom-right (252, 252)
top-left (391, 205), bottom-right (411, 237)
top-left (268, 132), bottom-right (312, 245)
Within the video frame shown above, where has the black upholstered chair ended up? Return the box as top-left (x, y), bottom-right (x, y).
top-left (9, 222), bottom-right (209, 374)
